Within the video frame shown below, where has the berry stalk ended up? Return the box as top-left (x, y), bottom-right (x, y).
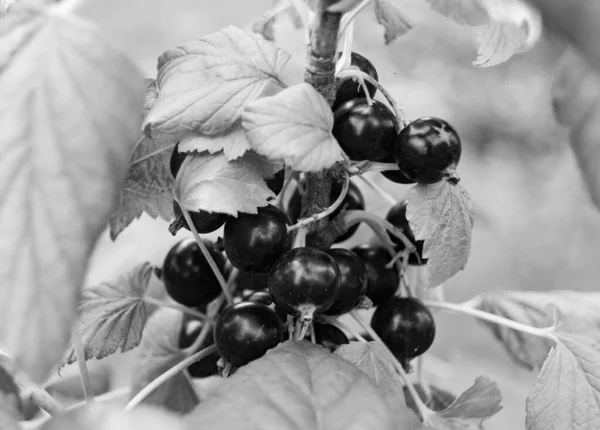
top-left (72, 324), bottom-right (94, 404)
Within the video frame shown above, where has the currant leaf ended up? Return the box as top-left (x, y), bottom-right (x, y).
top-left (185, 341), bottom-right (401, 429)
top-left (473, 290), bottom-right (600, 370)
top-left (144, 25), bottom-right (291, 141)
top-left (526, 333), bottom-right (600, 430)
top-left (0, 7), bottom-right (144, 383)
top-left (424, 0), bottom-right (489, 26)
top-left (242, 83), bottom-right (341, 172)
top-left (406, 182), bottom-right (474, 287)
top-left (404, 383), bottom-right (456, 414)
top-left (40, 403), bottom-right (185, 430)
top-left (143, 79), bottom-right (159, 118)
top-left (179, 123), bottom-right (251, 160)
top-left (552, 49), bottom-right (600, 209)
top-left (109, 136), bottom-right (175, 240)
top-left (335, 342), bottom-right (420, 427)
top-left (0, 364), bottom-right (22, 421)
top-left (373, 0), bottom-right (413, 45)
top-left (60, 263), bottom-right (152, 368)
top-left (416, 377), bottom-right (502, 429)
top-left (174, 151), bottom-right (276, 216)
top-left (130, 308), bottom-right (199, 414)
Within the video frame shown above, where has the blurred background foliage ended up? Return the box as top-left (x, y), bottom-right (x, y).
top-left (46, 0), bottom-right (600, 428)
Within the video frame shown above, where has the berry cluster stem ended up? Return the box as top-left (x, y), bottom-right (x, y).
top-left (72, 325), bottom-right (95, 404)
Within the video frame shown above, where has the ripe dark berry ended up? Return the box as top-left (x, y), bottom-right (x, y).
top-left (333, 52), bottom-right (378, 111)
top-left (223, 205), bottom-right (291, 274)
top-left (179, 317), bottom-right (220, 378)
top-left (214, 302), bottom-right (283, 367)
top-left (269, 247), bottom-right (340, 321)
top-left (381, 154), bottom-right (416, 184)
top-left (351, 245), bottom-right (398, 306)
top-left (370, 297), bottom-right (435, 361)
top-left (287, 180), bottom-right (365, 243)
top-left (306, 323), bottom-right (349, 352)
top-left (172, 201), bottom-right (227, 234)
top-left (385, 200), bottom-right (427, 266)
top-left (333, 99), bottom-right (398, 162)
top-left (266, 169), bottom-right (285, 196)
top-left (324, 249), bottom-right (367, 316)
top-left (394, 117), bottom-right (462, 184)
top-left (162, 238), bottom-right (225, 307)
top-left (236, 271), bottom-right (270, 292)
top-left (170, 142), bottom-right (188, 178)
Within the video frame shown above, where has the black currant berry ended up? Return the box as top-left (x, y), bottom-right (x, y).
top-left (266, 169), bottom-right (285, 196)
top-left (324, 249), bottom-right (367, 316)
top-left (223, 205), bottom-right (291, 274)
top-left (236, 271), bottom-right (270, 292)
top-left (385, 200), bottom-right (427, 266)
top-left (172, 201), bottom-right (228, 234)
top-left (162, 238), bottom-right (225, 307)
top-left (333, 99), bottom-right (398, 162)
top-left (394, 117), bottom-right (462, 184)
top-left (333, 52), bottom-right (379, 111)
top-left (307, 323), bottom-right (349, 352)
top-left (214, 302), bottom-right (284, 367)
top-left (381, 154), bottom-right (416, 184)
top-left (370, 297), bottom-right (435, 361)
top-left (351, 245), bottom-right (398, 306)
top-left (170, 142), bottom-right (188, 178)
top-left (179, 316), bottom-right (220, 378)
top-left (287, 180), bottom-right (365, 243)
top-left (269, 247), bottom-right (340, 321)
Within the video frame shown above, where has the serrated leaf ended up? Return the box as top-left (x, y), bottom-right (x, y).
top-left (130, 308), bottom-right (199, 414)
top-left (335, 341), bottom-right (420, 427)
top-left (174, 151), bottom-right (275, 216)
top-left (0, 7), bottom-right (144, 383)
top-left (474, 290), bottom-right (600, 370)
top-left (526, 333), bottom-right (600, 430)
top-left (41, 403), bottom-right (184, 430)
top-left (405, 383), bottom-right (456, 413)
top-left (552, 49), bottom-right (600, 210)
top-left (109, 136), bottom-right (175, 239)
top-left (143, 79), bottom-right (158, 118)
top-left (417, 377), bottom-right (502, 429)
top-left (0, 364), bottom-right (22, 421)
top-left (179, 123), bottom-right (251, 160)
top-left (144, 25), bottom-right (291, 141)
top-left (252, 0), bottom-right (303, 41)
top-left (373, 0), bottom-right (413, 45)
top-left (242, 83), bottom-right (341, 172)
top-left (61, 263), bottom-right (152, 368)
top-left (425, 0), bottom-right (489, 26)
top-left (406, 182), bottom-right (474, 287)
top-left (184, 341), bottom-right (400, 430)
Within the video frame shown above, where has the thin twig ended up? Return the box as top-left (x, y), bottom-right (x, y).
top-left (143, 296), bottom-right (209, 322)
top-left (335, 19), bottom-right (354, 75)
top-left (323, 317), bottom-right (368, 343)
top-left (358, 175), bottom-right (398, 206)
top-left (72, 325), bottom-right (94, 403)
top-left (338, 0), bottom-right (373, 35)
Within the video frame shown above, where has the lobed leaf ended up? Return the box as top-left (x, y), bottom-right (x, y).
top-left (144, 26), bottom-right (291, 141)
top-left (130, 308), bottom-right (199, 414)
top-left (60, 263), bottom-right (152, 368)
top-left (174, 151), bottom-right (277, 216)
top-left (0, 6), bottom-right (144, 382)
top-left (405, 383), bottom-right (456, 414)
top-left (406, 182), bottom-right (474, 287)
top-left (184, 341), bottom-right (400, 430)
top-left (373, 0), bottom-right (413, 45)
top-left (425, 0), bottom-right (489, 26)
top-left (243, 83), bottom-right (341, 172)
top-left (179, 122), bottom-right (251, 160)
top-left (109, 136), bottom-right (175, 239)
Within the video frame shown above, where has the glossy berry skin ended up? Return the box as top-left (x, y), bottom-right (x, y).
top-left (179, 317), bottom-right (220, 378)
top-left (236, 271), bottom-right (270, 292)
top-left (223, 205), bottom-right (291, 274)
top-left (324, 249), bottom-right (367, 316)
top-left (394, 117), bottom-right (461, 184)
top-left (381, 154), bottom-right (416, 184)
top-left (173, 201), bottom-right (227, 234)
top-left (333, 52), bottom-right (378, 111)
top-left (266, 169), bottom-right (285, 196)
top-left (214, 302), bottom-right (283, 367)
top-left (163, 238), bottom-right (226, 307)
top-left (370, 297), bottom-right (435, 361)
top-left (351, 245), bottom-right (398, 306)
top-left (287, 181), bottom-right (365, 243)
top-left (170, 142), bottom-right (188, 178)
top-left (269, 247), bottom-right (340, 320)
top-left (333, 99), bottom-right (398, 162)
top-left (385, 200), bottom-right (427, 266)
top-left (308, 323), bottom-right (349, 353)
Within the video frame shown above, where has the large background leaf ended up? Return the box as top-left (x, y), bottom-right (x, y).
top-left (184, 341), bottom-right (400, 430)
top-left (373, 0), bottom-right (412, 45)
top-left (0, 6), bottom-right (144, 382)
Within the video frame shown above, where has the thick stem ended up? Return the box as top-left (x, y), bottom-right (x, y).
top-left (72, 325), bottom-right (94, 403)
top-left (302, 0), bottom-right (343, 248)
